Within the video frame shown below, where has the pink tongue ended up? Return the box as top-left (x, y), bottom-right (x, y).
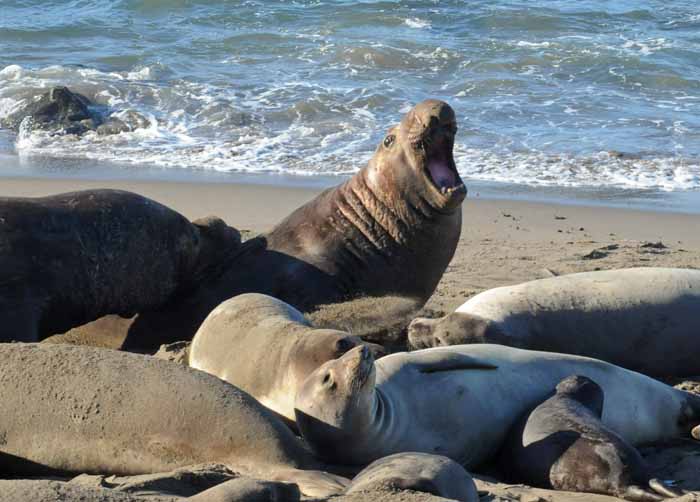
top-left (428, 160), bottom-right (457, 188)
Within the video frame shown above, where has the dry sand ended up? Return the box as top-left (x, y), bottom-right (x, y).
top-left (3, 176), bottom-right (700, 501)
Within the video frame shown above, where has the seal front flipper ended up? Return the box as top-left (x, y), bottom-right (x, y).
top-left (411, 351), bottom-right (497, 374)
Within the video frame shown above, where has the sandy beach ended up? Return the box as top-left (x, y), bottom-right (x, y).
top-left (3, 176), bottom-right (700, 502)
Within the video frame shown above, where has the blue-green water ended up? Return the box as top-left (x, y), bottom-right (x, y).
top-left (1, 0), bottom-right (699, 195)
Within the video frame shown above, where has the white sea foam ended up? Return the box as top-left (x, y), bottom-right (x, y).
top-left (1, 63), bottom-right (699, 192)
top-left (454, 147), bottom-right (700, 192)
top-left (404, 17), bottom-right (431, 29)
top-left (515, 41), bottom-right (552, 48)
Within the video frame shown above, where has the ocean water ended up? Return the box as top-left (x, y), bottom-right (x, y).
top-left (1, 0), bottom-right (699, 196)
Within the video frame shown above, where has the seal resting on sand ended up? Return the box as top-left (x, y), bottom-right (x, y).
top-left (188, 293), bottom-right (383, 423)
top-left (294, 344), bottom-right (700, 468)
top-left (346, 452), bottom-right (479, 502)
top-left (124, 99), bottom-right (466, 347)
top-left (499, 375), bottom-right (682, 501)
top-left (0, 189), bottom-right (239, 343)
top-left (0, 343), bottom-right (316, 476)
top-left (408, 267), bottom-right (700, 376)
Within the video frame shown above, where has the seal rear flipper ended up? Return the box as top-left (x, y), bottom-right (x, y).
top-left (648, 478), bottom-right (684, 499)
top-left (622, 486), bottom-right (665, 502)
top-left (412, 351), bottom-right (498, 374)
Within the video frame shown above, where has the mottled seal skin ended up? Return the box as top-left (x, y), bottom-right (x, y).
top-left (0, 189), bottom-right (239, 343)
top-left (294, 344), bottom-right (700, 468)
top-left (500, 375), bottom-right (682, 501)
top-left (188, 293), bottom-right (383, 423)
top-left (408, 268), bottom-right (700, 376)
top-left (124, 99), bottom-right (466, 346)
top-left (346, 452), bottom-right (479, 502)
top-left (0, 343), bottom-right (316, 476)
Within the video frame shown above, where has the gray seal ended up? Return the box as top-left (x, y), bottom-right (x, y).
top-left (408, 267), bottom-right (700, 376)
top-left (346, 452), bottom-right (479, 502)
top-left (189, 293), bottom-right (382, 423)
top-left (0, 189), bottom-right (239, 343)
top-left (294, 344), bottom-right (700, 468)
top-left (123, 99), bottom-right (466, 347)
top-left (499, 375), bottom-right (683, 501)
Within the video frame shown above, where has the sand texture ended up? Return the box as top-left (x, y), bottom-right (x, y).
top-left (2, 177), bottom-right (700, 501)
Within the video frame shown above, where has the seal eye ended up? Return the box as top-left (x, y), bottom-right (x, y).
top-left (383, 135), bottom-right (395, 148)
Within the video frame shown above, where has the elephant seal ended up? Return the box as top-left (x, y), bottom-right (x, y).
top-left (124, 99), bottom-right (466, 346)
top-left (346, 452), bottom-right (479, 502)
top-left (187, 478), bottom-right (300, 502)
top-left (189, 293), bottom-right (383, 423)
top-left (0, 189), bottom-right (239, 343)
top-left (408, 267), bottom-right (700, 376)
top-left (500, 375), bottom-right (682, 501)
top-left (294, 344), bottom-right (700, 468)
top-left (0, 343), bottom-right (316, 476)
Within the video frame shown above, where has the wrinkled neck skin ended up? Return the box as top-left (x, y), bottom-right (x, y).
top-left (340, 386), bottom-right (399, 465)
top-left (327, 161), bottom-right (461, 300)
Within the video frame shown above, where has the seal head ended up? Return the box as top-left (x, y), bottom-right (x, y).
top-left (295, 345), bottom-right (376, 462)
top-left (369, 99), bottom-right (466, 213)
top-left (408, 312), bottom-right (507, 350)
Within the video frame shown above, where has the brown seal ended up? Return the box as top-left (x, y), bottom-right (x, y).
top-left (123, 99), bottom-right (466, 348)
top-left (0, 189), bottom-right (239, 343)
top-left (499, 375), bottom-right (683, 501)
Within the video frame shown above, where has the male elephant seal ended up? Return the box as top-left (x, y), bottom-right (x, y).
top-left (500, 375), bottom-right (682, 501)
top-left (188, 293), bottom-right (383, 423)
top-left (124, 99), bottom-right (466, 346)
top-left (0, 189), bottom-right (239, 343)
top-left (294, 344), bottom-right (700, 468)
top-left (408, 267), bottom-right (700, 376)
top-left (0, 343), bottom-right (316, 476)
top-left (346, 452), bottom-right (479, 502)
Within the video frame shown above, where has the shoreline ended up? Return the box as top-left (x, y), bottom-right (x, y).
top-left (2, 175), bottom-right (699, 245)
top-left (3, 152), bottom-right (700, 215)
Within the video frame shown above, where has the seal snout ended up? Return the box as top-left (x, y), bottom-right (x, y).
top-left (407, 317), bottom-right (436, 350)
top-left (342, 345), bottom-right (375, 388)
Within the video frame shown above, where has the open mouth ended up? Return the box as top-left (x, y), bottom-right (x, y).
top-left (421, 131), bottom-right (465, 197)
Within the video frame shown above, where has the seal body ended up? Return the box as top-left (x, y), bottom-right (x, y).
top-left (500, 375), bottom-right (681, 501)
top-left (188, 293), bottom-right (374, 422)
top-left (0, 189), bottom-right (239, 343)
top-left (125, 100), bottom-right (466, 345)
top-left (346, 452), bottom-right (479, 502)
top-left (408, 267), bottom-right (700, 376)
top-left (0, 343), bottom-right (315, 476)
top-left (294, 344), bottom-right (700, 468)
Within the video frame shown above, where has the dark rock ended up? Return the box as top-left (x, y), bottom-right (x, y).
top-left (3, 86), bottom-right (149, 137)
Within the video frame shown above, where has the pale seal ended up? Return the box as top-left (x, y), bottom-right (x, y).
top-left (188, 293), bottom-right (383, 423)
top-left (408, 267), bottom-right (700, 376)
top-left (124, 99), bottom-right (466, 346)
top-left (0, 343), bottom-right (316, 476)
top-left (294, 344), bottom-right (700, 468)
top-left (346, 452), bottom-right (479, 502)
top-left (500, 375), bottom-right (682, 501)
top-left (0, 189), bottom-right (239, 343)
